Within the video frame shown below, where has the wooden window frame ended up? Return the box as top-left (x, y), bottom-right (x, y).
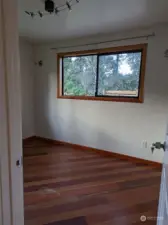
top-left (57, 44), bottom-right (147, 103)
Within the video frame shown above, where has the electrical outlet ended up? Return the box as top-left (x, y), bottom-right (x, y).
top-left (142, 141), bottom-right (148, 148)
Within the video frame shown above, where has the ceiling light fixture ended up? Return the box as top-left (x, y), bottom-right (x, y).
top-left (25, 0), bottom-right (80, 18)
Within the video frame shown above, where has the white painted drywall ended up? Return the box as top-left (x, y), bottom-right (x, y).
top-left (34, 25), bottom-right (168, 163)
top-left (19, 38), bottom-right (35, 138)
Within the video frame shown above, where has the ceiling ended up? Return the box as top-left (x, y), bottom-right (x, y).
top-left (18, 0), bottom-right (168, 42)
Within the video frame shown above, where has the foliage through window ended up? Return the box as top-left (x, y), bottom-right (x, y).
top-left (58, 44), bottom-right (147, 102)
top-left (63, 55), bottom-right (97, 96)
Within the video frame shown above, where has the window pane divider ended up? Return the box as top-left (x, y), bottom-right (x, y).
top-left (95, 55), bottom-right (99, 97)
top-left (62, 58), bottom-right (64, 96)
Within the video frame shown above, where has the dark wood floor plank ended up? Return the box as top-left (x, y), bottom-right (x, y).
top-left (24, 138), bottom-right (161, 225)
top-left (24, 166), bottom-right (155, 188)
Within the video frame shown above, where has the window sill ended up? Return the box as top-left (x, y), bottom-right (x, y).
top-left (57, 95), bottom-right (143, 103)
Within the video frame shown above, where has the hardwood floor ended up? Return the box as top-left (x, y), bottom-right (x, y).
top-left (24, 138), bottom-right (162, 225)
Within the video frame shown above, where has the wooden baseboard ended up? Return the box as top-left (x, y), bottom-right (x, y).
top-left (34, 136), bottom-right (162, 169)
top-left (23, 136), bottom-right (36, 144)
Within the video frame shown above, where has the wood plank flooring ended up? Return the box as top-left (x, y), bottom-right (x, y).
top-left (24, 139), bottom-right (162, 225)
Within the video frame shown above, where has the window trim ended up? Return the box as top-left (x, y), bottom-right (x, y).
top-left (57, 44), bottom-right (147, 103)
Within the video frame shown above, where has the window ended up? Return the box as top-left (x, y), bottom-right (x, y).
top-left (57, 44), bottom-right (147, 103)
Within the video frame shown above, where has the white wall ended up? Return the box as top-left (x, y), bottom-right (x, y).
top-left (19, 38), bottom-right (35, 139)
top-left (34, 25), bottom-right (168, 163)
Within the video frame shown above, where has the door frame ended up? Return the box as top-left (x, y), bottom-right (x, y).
top-left (0, 0), bottom-right (24, 224)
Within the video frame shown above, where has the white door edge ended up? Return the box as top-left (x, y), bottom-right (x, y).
top-left (0, 0), bottom-right (24, 224)
top-left (0, 0), bottom-right (12, 224)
